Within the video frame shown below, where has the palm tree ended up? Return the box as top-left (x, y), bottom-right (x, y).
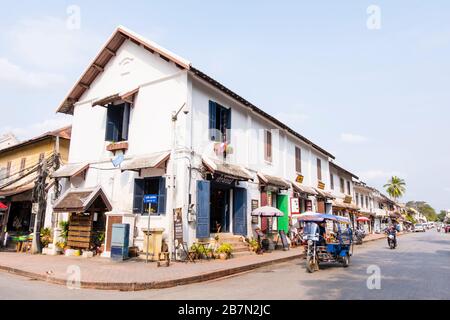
top-left (384, 176), bottom-right (406, 201)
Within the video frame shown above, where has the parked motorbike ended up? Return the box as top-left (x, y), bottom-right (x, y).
top-left (353, 228), bottom-right (366, 245)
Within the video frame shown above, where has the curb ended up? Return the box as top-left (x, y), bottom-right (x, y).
top-left (0, 252), bottom-right (304, 291)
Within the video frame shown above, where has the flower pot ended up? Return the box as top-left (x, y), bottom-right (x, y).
top-left (219, 253), bottom-right (228, 260)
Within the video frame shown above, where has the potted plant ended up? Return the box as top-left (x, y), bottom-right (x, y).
top-left (247, 238), bottom-right (260, 252)
top-left (40, 227), bottom-right (52, 248)
top-left (215, 243), bottom-right (233, 260)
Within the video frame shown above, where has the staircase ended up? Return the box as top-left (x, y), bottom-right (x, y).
top-left (216, 233), bottom-right (253, 258)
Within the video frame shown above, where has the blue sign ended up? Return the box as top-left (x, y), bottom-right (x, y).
top-left (143, 194), bottom-right (158, 204)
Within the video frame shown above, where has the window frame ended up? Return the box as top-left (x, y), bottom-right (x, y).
top-left (105, 102), bottom-right (131, 143)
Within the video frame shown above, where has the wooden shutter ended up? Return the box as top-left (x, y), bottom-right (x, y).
top-left (316, 158), bottom-right (322, 181)
top-left (105, 106), bottom-right (116, 141)
top-left (340, 178), bottom-right (345, 193)
top-left (157, 177), bottom-right (166, 214)
top-left (196, 180), bottom-right (210, 239)
top-left (133, 179), bottom-right (144, 214)
top-left (121, 103), bottom-right (130, 141)
top-left (295, 147), bottom-right (301, 173)
top-left (209, 101), bottom-right (217, 141)
top-left (225, 107), bottom-right (231, 143)
top-left (20, 158), bottom-right (26, 176)
top-left (330, 173), bottom-right (334, 190)
top-left (260, 192), bottom-right (268, 232)
top-left (6, 161), bottom-right (11, 178)
top-left (233, 188), bottom-right (247, 236)
top-left (265, 130), bottom-right (272, 162)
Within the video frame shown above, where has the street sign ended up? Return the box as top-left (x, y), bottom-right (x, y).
top-left (143, 194), bottom-right (158, 204)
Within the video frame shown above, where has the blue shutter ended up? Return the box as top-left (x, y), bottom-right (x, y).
top-left (157, 177), bottom-right (166, 215)
top-left (226, 108), bottom-right (231, 143)
top-left (105, 107), bottom-right (115, 141)
top-left (196, 180), bottom-right (210, 239)
top-left (233, 187), bottom-right (247, 236)
top-left (133, 179), bottom-right (144, 213)
top-left (121, 103), bottom-right (130, 141)
top-left (209, 100), bottom-right (217, 141)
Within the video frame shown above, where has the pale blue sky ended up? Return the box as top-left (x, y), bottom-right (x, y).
top-left (1, 1), bottom-right (449, 210)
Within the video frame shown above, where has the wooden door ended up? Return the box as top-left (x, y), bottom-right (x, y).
top-left (105, 215), bottom-right (123, 252)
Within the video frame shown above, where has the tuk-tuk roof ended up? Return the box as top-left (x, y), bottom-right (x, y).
top-left (297, 212), bottom-right (351, 224)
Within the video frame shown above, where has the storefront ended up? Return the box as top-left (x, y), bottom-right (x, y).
top-left (196, 157), bottom-right (253, 239)
top-left (291, 181), bottom-right (316, 226)
top-left (257, 172), bottom-right (290, 233)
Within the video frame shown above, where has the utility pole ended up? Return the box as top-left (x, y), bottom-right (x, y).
top-left (31, 156), bottom-right (49, 254)
top-left (51, 137), bottom-right (61, 254)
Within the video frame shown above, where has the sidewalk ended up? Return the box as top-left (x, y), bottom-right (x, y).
top-left (0, 232), bottom-right (403, 291)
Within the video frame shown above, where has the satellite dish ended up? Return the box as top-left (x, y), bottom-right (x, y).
top-left (112, 154), bottom-right (124, 167)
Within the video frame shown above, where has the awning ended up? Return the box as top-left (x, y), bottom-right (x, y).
top-left (0, 184), bottom-right (34, 197)
top-left (121, 151), bottom-right (170, 171)
top-left (202, 157), bottom-right (253, 181)
top-left (0, 202), bottom-right (7, 211)
top-left (314, 188), bottom-right (335, 200)
top-left (291, 181), bottom-right (318, 196)
top-left (52, 163), bottom-right (89, 178)
top-left (257, 172), bottom-right (290, 190)
top-left (92, 87), bottom-right (139, 107)
top-left (332, 198), bottom-right (359, 210)
top-left (53, 186), bottom-right (112, 213)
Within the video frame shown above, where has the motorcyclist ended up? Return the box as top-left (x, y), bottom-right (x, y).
top-left (385, 222), bottom-right (398, 247)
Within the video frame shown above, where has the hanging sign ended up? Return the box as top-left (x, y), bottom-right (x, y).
top-left (213, 174), bottom-right (235, 185)
top-left (295, 175), bottom-right (304, 184)
top-left (290, 198), bottom-right (300, 214)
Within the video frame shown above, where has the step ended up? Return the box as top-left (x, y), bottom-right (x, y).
top-left (232, 251), bottom-right (255, 258)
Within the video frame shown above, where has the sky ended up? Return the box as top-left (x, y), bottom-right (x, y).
top-left (1, 1), bottom-right (449, 211)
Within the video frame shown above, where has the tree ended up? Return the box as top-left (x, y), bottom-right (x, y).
top-left (438, 210), bottom-right (448, 222)
top-left (406, 201), bottom-right (438, 221)
top-left (384, 176), bottom-right (406, 201)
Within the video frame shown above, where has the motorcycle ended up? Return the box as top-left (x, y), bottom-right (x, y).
top-left (354, 228), bottom-right (366, 245)
top-left (386, 230), bottom-right (397, 249)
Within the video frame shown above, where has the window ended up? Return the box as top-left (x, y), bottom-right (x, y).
top-left (209, 101), bottom-right (231, 142)
top-left (20, 158), bottom-right (26, 176)
top-left (356, 193), bottom-right (359, 206)
top-left (295, 147), bottom-right (302, 173)
top-left (360, 194), bottom-right (364, 208)
top-left (105, 103), bottom-right (130, 142)
top-left (365, 196), bottom-right (369, 209)
top-left (6, 161), bottom-right (11, 178)
top-left (133, 177), bottom-right (166, 215)
top-left (347, 181), bottom-right (351, 195)
top-left (39, 153), bottom-right (45, 163)
top-left (316, 158), bottom-right (322, 181)
top-left (265, 130), bottom-right (272, 163)
top-left (340, 178), bottom-right (345, 193)
top-left (330, 173), bottom-right (334, 190)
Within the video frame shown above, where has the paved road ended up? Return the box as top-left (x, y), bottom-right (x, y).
top-left (0, 230), bottom-right (449, 300)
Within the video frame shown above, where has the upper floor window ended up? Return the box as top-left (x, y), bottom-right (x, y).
top-left (209, 101), bottom-right (231, 142)
top-left (366, 196), bottom-right (369, 208)
top-left (6, 161), bottom-right (11, 178)
top-left (330, 173), bottom-right (334, 190)
top-left (105, 103), bottom-right (130, 142)
top-left (316, 158), bottom-right (322, 181)
top-left (295, 147), bottom-right (302, 173)
top-left (340, 177), bottom-right (345, 193)
top-left (19, 158), bottom-right (26, 176)
top-left (347, 181), bottom-right (351, 195)
top-left (264, 130), bottom-right (273, 163)
top-left (356, 193), bottom-right (359, 205)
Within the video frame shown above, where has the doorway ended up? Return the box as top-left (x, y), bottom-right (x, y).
top-left (7, 201), bottom-right (32, 234)
top-left (210, 183), bottom-right (231, 233)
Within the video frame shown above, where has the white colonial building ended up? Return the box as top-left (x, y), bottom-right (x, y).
top-left (52, 26), bottom-right (340, 257)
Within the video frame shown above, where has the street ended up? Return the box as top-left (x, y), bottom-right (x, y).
top-left (0, 230), bottom-right (449, 300)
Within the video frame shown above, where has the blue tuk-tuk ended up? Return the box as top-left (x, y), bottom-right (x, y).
top-left (298, 212), bottom-right (353, 273)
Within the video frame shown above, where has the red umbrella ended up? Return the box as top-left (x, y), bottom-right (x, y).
top-left (0, 202), bottom-right (8, 211)
top-left (357, 216), bottom-right (370, 222)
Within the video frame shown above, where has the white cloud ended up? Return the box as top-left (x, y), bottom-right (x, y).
top-left (4, 16), bottom-right (101, 70)
top-left (0, 58), bottom-right (65, 88)
top-left (340, 133), bottom-right (368, 144)
top-left (0, 116), bottom-right (72, 141)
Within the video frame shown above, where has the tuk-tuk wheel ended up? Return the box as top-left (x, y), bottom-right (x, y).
top-left (342, 254), bottom-right (350, 268)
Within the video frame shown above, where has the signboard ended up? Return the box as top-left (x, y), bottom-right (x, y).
top-left (295, 174), bottom-right (304, 184)
top-left (317, 181), bottom-right (325, 190)
top-left (143, 194), bottom-right (158, 204)
top-left (290, 198), bottom-right (300, 215)
top-left (213, 174), bottom-right (235, 185)
top-left (251, 200), bottom-right (259, 224)
top-left (344, 195), bottom-right (353, 204)
top-left (267, 192), bottom-right (273, 207)
top-left (173, 208), bottom-right (183, 243)
top-left (32, 203), bottom-right (39, 214)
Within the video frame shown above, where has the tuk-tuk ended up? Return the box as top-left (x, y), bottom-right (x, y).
top-left (299, 212), bottom-right (353, 273)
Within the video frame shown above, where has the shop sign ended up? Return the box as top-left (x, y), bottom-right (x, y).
top-left (173, 208), bottom-right (183, 243)
top-left (344, 195), bottom-right (353, 204)
top-left (317, 181), bottom-right (325, 190)
top-left (290, 198), bottom-right (300, 214)
top-left (295, 174), bottom-right (304, 184)
top-left (251, 200), bottom-right (259, 224)
top-left (32, 203), bottom-right (39, 214)
top-left (267, 192), bottom-right (273, 207)
top-left (213, 174), bottom-right (235, 185)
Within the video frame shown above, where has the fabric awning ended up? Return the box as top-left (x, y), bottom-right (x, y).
top-left (92, 87), bottom-right (139, 107)
top-left (53, 186), bottom-right (112, 213)
top-left (291, 181), bottom-right (318, 196)
top-left (257, 172), bottom-right (290, 189)
top-left (121, 151), bottom-right (170, 171)
top-left (202, 157), bottom-right (253, 181)
top-left (52, 163), bottom-right (89, 178)
top-left (314, 188), bottom-right (335, 200)
top-left (0, 202), bottom-right (7, 211)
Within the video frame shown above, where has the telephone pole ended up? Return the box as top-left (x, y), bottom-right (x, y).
top-left (31, 155), bottom-right (49, 254)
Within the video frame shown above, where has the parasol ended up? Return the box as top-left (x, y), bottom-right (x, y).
top-left (357, 217), bottom-right (370, 222)
top-left (251, 206), bottom-right (284, 217)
